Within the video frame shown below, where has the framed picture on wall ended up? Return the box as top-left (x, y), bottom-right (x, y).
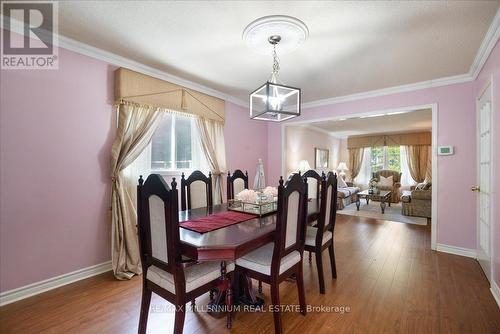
top-left (315, 148), bottom-right (329, 169)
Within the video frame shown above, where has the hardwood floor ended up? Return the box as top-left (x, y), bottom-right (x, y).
top-left (1, 215), bottom-right (499, 333)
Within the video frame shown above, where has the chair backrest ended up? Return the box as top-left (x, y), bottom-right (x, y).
top-left (137, 174), bottom-right (181, 278)
top-left (226, 169), bottom-right (249, 201)
top-left (272, 174), bottom-right (308, 274)
top-left (180, 170), bottom-right (213, 210)
top-left (314, 172), bottom-right (338, 245)
top-left (302, 169), bottom-right (323, 200)
top-left (373, 169), bottom-right (402, 183)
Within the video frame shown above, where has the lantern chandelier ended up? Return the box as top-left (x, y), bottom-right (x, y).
top-left (243, 15), bottom-right (308, 122)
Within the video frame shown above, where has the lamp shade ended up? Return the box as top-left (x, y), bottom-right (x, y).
top-left (337, 162), bottom-right (348, 172)
top-left (297, 160), bottom-right (311, 173)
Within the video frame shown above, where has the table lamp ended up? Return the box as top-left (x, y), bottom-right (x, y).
top-left (297, 160), bottom-right (311, 173)
top-left (337, 162), bottom-right (348, 179)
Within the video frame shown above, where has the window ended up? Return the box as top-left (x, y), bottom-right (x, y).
top-left (370, 146), bottom-right (400, 172)
top-left (150, 113), bottom-right (207, 171)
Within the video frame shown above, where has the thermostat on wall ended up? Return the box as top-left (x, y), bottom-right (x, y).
top-left (438, 146), bottom-right (454, 155)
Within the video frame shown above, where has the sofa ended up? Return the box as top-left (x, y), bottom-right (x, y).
top-left (401, 183), bottom-right (432, 218)
top-left (369, 170), bottom-right (402, 203)
top-left (337, 181), bottom-right (360, 210)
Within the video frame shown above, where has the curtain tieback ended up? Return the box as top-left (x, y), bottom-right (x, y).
top-left (211, 171), bottom-right (224, 176)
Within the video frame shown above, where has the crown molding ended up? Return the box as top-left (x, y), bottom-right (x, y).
top-left (301, 124), bottom-right (337, 137)
top-left (2, 15), bottom-right (248, 108)
top-left (470, 6), bottom-right (500, 79)
top-left (301, 73), bottom-right (472, 110)
top-left (3, 5), bottom-right (499, 111)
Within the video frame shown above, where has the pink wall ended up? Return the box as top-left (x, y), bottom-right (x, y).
top-left (285, 126), bottom-right (340, 173)
top-left (0, 48), bottom-right (267, 292)
top-left (224, 102), bottom-right (268, 186)
top-left (268, 81), bottom-right (477, 249)
top-left (475, 40), bottom-right (500, 288)
top-left (0, 48), bottom-right (116, 292)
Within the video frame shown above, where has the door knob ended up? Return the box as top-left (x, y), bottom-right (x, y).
top-left (471, 186), bottom-right (480, 192)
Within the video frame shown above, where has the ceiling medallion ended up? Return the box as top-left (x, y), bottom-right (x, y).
top-left (244, 16), bottom-right (308, 122)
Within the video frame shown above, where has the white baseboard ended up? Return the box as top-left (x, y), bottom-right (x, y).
top-left (491, 280), bottom-right (500, 309)
top-left (0, 261), bottom-right (112, 306)
top-left (436, 243), bottom-right (477, 258)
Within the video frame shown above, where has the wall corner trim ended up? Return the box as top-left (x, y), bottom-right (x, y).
top-left (436, 243), bottom-right (477, 259)
top-left (0, 261), bottom-right (112, 306)
top-left (491, 280), bottom-right (500, 309)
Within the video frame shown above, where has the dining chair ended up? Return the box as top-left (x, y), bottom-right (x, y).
top-left (180, 170), bottom-right (213, 211)
top-left (226, 169), bottom-right (249, 201)
top-left (304, 171), bottom-right (338, 294)
top-left (137, 174), bottom-right (234, 334)
top-left (235, 173), bottom-right (308, 334)
top-left (302, 169), bottom-right (323, 201)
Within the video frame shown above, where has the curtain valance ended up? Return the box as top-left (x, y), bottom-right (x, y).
top-left (115, 68), bottom-right (225, 123)
top-left (347, 132), bottom-right (431, 149)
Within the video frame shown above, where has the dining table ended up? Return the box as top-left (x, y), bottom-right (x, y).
top-left (178, 199), bottom-right (320, 323)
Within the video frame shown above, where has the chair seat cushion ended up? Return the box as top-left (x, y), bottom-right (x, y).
top-left (236, 243), bottom-right (301, 276)
top-left (305, 226), bottom-right (333, 246)
top-left (147, 261), bottom-right (234, 293)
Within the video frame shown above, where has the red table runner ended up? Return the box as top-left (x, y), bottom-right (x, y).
top-left (180, 211), bottom-right (257, 233)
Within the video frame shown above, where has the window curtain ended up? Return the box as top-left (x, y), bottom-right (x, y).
top-left (354, 147), bottom-right (372, 188)
top-left (404, 145), bottom-right (431, 183)
top-left (348, 147), bottom-right (365, 181)
top-left (110, 102), bottom-right (163, 280)
top-left (399, 146), bottom-right (415, 188)
top-left (196, 117), bottom-right (227, 204)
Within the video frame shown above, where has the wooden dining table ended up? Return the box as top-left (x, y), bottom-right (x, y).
top-left (178, 200), bottom-right (320, 319)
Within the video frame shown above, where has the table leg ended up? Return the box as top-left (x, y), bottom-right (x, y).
top-left (207, 261), bottom-right (232, 328)
top-left (236, 271), bottom-right (265, 307)
top-left (380, 199), bottom-right (386, 214)
top-left (356, 197), bottom-right (361, 211)
top-left (366, 198), bottom-right (370, 205)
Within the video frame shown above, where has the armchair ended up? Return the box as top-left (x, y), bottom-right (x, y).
top-left (369, 170), bottom-right (402, 203)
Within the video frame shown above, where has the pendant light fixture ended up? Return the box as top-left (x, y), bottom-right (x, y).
top-left (243, 16), bottom-right (308, 122)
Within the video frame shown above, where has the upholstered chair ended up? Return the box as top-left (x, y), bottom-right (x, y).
top-left (226, 169), bottom-right (249, 201)
top-left (304, 172), bottom-right (338, 294)
top-left (180, 170), bottom-right (213, 210)
top-left (235, 174), bottom-right (308, 334)
top-left (137, 174), bottom-right (234, 334)
top-left (369, 170), bottom-right (402, 203)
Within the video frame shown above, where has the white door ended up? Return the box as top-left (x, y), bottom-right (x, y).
top-left (476, 80), bottom-right (492, 282)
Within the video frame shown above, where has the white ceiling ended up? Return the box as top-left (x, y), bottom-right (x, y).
top-left (307, 108), bottom-right (432, 138)
top-left (57, 1), bottom-right (499, 103)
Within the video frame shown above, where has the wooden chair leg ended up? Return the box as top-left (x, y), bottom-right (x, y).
top-left (138, 286), bottom-right (152, 334)
top-left (308, 251), bottom-right (312, 263)
top-left (270, 281), bottom-right (283, 334)
top-left (296, 265), bottom-right (307, 316)
top-left (315, 249), bottom-right (326, 294)
top-left (173, 303), bottom-right (186, 334)
top-left (328, 243), bottom-right (337, 279)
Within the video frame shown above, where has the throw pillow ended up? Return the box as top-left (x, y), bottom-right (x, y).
top-left (378, 175), bottom-right (393, 188)
top-left (337, 176), bottom-right (348, 188)
top-left (415, 182), bottom-right (426, 190)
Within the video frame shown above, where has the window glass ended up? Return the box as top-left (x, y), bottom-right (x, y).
top-left (175, 116), bottom-right (192, 169)
top-left (370, 147), bottom-right (384, 172)
top-left (387, 146), bottom-right (401, 171)
top-left (151, 114), bottom-right (172, 170)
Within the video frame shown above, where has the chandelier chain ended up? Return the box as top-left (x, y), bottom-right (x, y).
top-left (272, 44), bottom-right (280, 75)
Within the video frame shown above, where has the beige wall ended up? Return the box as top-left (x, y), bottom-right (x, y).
top-left (285, 126), bottom-right (341, 174)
